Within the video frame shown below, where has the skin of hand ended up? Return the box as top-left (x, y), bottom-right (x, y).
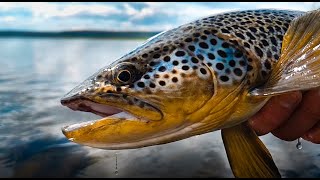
top-left (249, 88), bottom-right (320, 144)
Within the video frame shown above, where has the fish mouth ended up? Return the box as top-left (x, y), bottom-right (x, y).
top-left (61, 97), bottom-right (123, 118)
top-left (60, 93), bottom-right (169, 149)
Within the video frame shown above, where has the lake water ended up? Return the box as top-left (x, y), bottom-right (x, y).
top-left (0, 38), bottom-right (319, 178)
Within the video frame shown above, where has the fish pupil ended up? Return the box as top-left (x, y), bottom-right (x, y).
top-left (118, 70), bottom-right (131, 82)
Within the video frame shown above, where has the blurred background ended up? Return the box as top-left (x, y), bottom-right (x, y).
top-left (0, 2), bottom-right (319, 178)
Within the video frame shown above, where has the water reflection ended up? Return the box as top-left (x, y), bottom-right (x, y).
top-left (0, 38), bottom-right (318, 177)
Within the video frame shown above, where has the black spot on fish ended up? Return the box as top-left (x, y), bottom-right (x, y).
top-left (210, 39), bottom-right (217, 45)
top-left (203, 30), bottom-right (210, 35)
top-left (175, 51), bottom-right (185, 57)
top-left (158, 66), bottom-right (166, 72)
top-left (247, 65), bottom-right (253, 71)
top-left (256, 20), bottom-right (265, 25)
top-left (261, 70), bottom-right (267, 77)
top-left (267, 26), bottom-right (274, 33)
top-left (220, 76), bottom-right (229, 82)
top-left (222, 42), bottom-right (229, 48)
top-left (188, 45), bottom-right (195, 51)
top-left (182, 65), bottom-right (190, 71)
top-left (218, 50), bottom-right (227, 58)
top-left (239, 60), bottom-right (246, 66)
top-left (234, 68), bottom-right (243, 76)
top-left (221, 28), bottom-right (230, 33)
top-left (172, 77), bottom-right (178, 83)
top-left (267, 50), bottom-right (272, 58)
top-left (270, 36), bottom-right (277, 46)
top-left (182, 59), bottom-right (188, 63)
top-left (235, 33), bottom-right (245, 40)
top-left (261, 39), bottom-right (269, 46)
top-left (116, 87), bottom-right (122, 92)
top-left (144, 75), bottom-right (150, 79)
top-left (193, 32), bottom-right (200, 37)
top-left (159, 81), bottom-right (166, 86)
top-left (142, 53), bottom-right (148, 58)
top-left (153, 54), bottom-right (161, 59)
top-left (244, 42), bottom-right (250, 48)
top-left (200, 68), bottom-right (207, 75)
top-left (246, 32), bottom-right (256, 40)
top-left (229, 60), bottom-right (235, 67)
top-left (235, 50), bottom-right (243, 58)
top-left (254, 46), bottom-right (263, 58)
top-left (150, 62), bottom-right (156, 66)
top-left (264, 60), bottom-right (271, 70)
top-left (199, 42), bottom-right (209, 49)
top-left (185, 38), bottom-right (192, 42)
top-left (197, 54), bottom-right (204, 60)
top-left (164, 56), bottom-right (171, 62)
top-left (216, 63), bottom-right (224, 70)
top-left (189, 57), bottom-right (198, 64)
top-left (137, 82), bottom-right (145, 88)
top-left (208, 53), bottom-right (215, 60)
top-left (149, 82), bottom-right (156, 88)
top-left (200, 35), bottom-right (207, 40)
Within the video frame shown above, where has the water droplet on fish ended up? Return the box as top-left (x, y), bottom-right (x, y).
top-left (114, 152), bottom-right (118, 175)
top-left (296, 137), bottom-right (302, 150)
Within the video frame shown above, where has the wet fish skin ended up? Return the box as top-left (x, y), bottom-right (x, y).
top-left (61, 9), bottom-right (320, 178)
top-left (60, 9), bottom-right (305, 149)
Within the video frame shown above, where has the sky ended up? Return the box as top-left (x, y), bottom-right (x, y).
top-left (0, 2), bottom-right (319, 32)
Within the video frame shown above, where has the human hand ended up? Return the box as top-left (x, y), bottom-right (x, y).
top-left (249, 89), bottom-right (320, 144)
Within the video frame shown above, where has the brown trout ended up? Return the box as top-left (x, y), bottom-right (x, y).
top-left (60, 9), bottom-right (320, 178)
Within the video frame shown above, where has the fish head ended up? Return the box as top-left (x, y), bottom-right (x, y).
top-left (60, 27), bottom-right (252, 149)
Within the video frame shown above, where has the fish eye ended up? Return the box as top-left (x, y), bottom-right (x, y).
top-left (113, 63), bottom-right (144, 85)
top-left (117, 70), bottom-right (132, 83)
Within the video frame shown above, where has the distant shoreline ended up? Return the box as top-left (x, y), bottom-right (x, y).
top-left (0, 30), bottom-right (161, 39)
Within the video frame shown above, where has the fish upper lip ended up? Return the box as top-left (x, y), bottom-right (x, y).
top-left (61, 95), bottom-right (123, 117)
top-left (61, 92), bottom-right (163, 121)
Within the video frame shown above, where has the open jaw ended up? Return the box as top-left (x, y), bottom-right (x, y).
top-left (60, 95), bottom-right (158, 145)
top-left (60, 95), bottom-right (202, 150)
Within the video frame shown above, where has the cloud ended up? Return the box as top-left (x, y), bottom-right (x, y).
top-left (1, 16), bottom-right (16, 22)
top-left (0, 2), bottom-right (319, 31)
top-left (238, 2), bottom-right (318, 11)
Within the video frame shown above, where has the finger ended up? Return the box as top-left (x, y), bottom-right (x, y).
top-left (249, 91), bottom-right (302, 136)
top-left (302, 121), bottom-right (320, 144)
top-left (272, 88), bottom-right (320, 141)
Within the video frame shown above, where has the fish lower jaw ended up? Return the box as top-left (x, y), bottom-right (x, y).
top-left (62, 111), bottom-right (149, 133)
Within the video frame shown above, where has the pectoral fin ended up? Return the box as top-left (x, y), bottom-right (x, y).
top-left (250, 9), bottom-right (320, 97)
top-left (221, 122), bottom-right (281, 178)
